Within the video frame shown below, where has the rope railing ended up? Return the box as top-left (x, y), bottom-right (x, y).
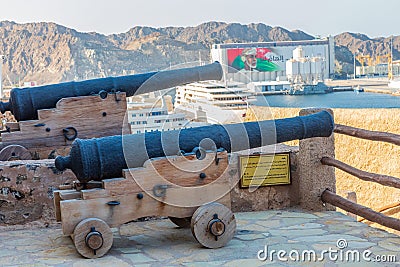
top-left (321, 156), bottom-right (400, 189)
top-left (334, 124), bottom-right (400, 146)
top-left (321, 189), bottom-right (400, 231)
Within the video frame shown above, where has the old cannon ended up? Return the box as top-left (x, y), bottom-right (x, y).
top-left (0, 62), bottom-right (222, 160)
top-left (53, 110), bottom-right (334, 258)
top-left (56, 110), bottom-right (334, 182)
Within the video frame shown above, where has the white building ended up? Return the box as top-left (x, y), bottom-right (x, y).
top-left (356, 62), bottom-right (400, 77)
top-left (286, 46), bottom-right (326, 83)
top-left (127, 94), bottom-right (189, 134)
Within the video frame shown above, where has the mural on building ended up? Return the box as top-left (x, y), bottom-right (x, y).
top-left (228, 47), bottom-right (282, 73)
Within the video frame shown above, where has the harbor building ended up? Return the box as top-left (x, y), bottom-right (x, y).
top-left (356, 60), bottom-right (400, 77)
top-left (211, 36), bottom-right (335, 83)
top-left (127, 93), bottom-right (189, 134)
top-left (234, 46), bottom-right (330, 95)
top-left (286, 46), bottom-right (326, 83)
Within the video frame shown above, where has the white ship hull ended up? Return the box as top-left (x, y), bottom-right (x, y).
top-left (389, 79), bottom-right (400, 89)
top-left (175, 101), bottom-right (248, 124)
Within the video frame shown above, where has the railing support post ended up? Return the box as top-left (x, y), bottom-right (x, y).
top-left (346, 191), bottom-right (357, 220)
top-left (298, 108), bottom-right (336, 211)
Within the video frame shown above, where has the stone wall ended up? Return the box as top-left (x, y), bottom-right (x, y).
top-left (0, 160), bottom-right (75, 226)
top-left (298, 108), bottom-right (336, 211)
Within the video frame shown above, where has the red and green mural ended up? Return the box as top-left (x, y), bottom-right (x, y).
top-left (227, 47), bottom-right (282, 73)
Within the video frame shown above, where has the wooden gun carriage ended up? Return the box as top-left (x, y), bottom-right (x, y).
top-left (54, 149), bottom-right (236, 258)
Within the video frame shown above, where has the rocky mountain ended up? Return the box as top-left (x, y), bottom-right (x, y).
top-left (0, 20), bottom-right (397, 86)
top-left (334, 32), bottom-right (399, 75)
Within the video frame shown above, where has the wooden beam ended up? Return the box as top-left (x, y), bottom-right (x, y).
top-left (321, 156), bottom-right (400, 189)
top-left (334, 124), bottom-right (400, 146)
top-left (359, 202), bottom-right (400, 222)
top-left (1, 92), bottom-right (130, 148)
top-left (321, 189), bottom-right (400, 231)
top-left (60, 192), bottom-right (231, 235)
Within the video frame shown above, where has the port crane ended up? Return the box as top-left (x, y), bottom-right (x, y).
top-left (376, 54), bottom-right (393, 80)
top-left (355, 54), bottom-right (372, 76)
top-left (356, 53), bottom-right (393, 79)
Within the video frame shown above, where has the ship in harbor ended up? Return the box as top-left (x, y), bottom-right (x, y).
top-left (288, 82), bottom-right (331, 95)
top-left (388, 79), bottom-right (400, 95)
top-left (127, 93), bottom-right (207, 134)
top-left (174, 81), bottom-right (255, 124)
top-left (248, 80), bottom-right (331, 95)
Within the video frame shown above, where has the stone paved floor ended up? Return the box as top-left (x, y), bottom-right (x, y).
top-left (0, 210), bottom-right (399, 266)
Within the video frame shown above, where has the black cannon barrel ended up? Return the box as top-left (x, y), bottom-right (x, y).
top-left (0, 62), bottom-right (223, 121)
top-left (55, 110), bottom-right (334, 182)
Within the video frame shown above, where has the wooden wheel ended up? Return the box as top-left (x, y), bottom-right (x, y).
top-left (191, 202), bottom-right (236, 248)
top-left (0, 145), bottom-right (32, 161)
top-left (73, 218), bottom-right (113, 258)
top-left (169, 216), bottom-right (192, 228)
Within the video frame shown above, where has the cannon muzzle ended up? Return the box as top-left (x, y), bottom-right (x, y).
top-left (55, 110), bottom-right (334, 182)
top-left (1, 62), bottom-right (223, 121)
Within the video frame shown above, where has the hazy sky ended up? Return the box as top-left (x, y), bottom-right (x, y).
top-left (1, 0), bottom-right (398, 38)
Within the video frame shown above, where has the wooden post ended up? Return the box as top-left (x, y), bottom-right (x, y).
top-left (345, 191), bottom-right (357, 220)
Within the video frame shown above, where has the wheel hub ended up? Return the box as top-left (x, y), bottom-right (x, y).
top-left (85, 227), bottom-right (104, 251)
top-left (208, 214), bottom-right (226, 239)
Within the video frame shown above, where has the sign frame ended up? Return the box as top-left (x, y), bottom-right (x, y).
top-left (239, 153), bottom-right (291, 188)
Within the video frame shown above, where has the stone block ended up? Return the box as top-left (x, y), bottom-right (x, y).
top-left (0, 159), bottom-right (76, 225)
top-left (230, 144), bottom-right (300, 212)
top-left (298, 108), bottom-right (336, 211)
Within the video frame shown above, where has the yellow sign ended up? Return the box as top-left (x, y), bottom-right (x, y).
top-left (239, 153), bottom-right (290, 187)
